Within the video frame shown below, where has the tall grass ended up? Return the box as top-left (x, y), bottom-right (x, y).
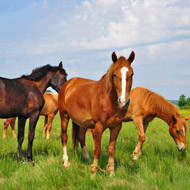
top-left (0, 110), bottom-right (190, 190)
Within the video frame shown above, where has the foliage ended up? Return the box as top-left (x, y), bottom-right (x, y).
top-left (0, 111), bottom-right (190, 190)
top-left (178, 94), bottom-right (190, 109)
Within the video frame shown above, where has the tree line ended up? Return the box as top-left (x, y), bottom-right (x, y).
top-left (178, 94), bottom-right (190, 109)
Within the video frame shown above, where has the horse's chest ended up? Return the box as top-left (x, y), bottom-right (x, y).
top-left (99, 108), bottom-right (124, 126)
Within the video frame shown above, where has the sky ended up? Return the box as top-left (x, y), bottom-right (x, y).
top-left (0, 0), bottom-right (190, 100)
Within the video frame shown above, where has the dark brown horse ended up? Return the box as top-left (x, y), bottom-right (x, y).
top-left (75, 87), bottom-right (190, 161)
top-left (0, 62), bottom-right (67, 161)
top-left (3, 92), bottom-right (59, 140)
top-left (58, 51), bottom-right (135, 177)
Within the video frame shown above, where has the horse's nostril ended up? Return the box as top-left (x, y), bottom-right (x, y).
top-left (118, 98), bottom-right (121, 104)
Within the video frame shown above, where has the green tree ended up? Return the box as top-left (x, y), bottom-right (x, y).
top-left (186, 97), bottom-right (190, 106)
top-left (178, 94), bottom-right (186, 107)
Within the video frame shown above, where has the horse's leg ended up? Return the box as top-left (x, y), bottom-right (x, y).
top-left (90, 122), bottom-right (103, 178)
top-left (3, 119), bottom-right (10, 139)
top-left (137, 122), bottom-right (149, 158)
top-left (17, 117), bottom-right (27, 159)
top-left (43, 116), bottom-right (48, 138)
top-left (26, 112), bottom-right (40, 161)
top-left (46, 114), bottom-right (54, 140)
top-left (133, 117), bottom-right (146, 160)
top-left (107, 125), bottom-right (122, 177)
top-left (60, 112), bottom-right (70, 167)
top-left (79, 127), bottom-right (90, 160)
top-left (10, 118), bottom-right (17, 138)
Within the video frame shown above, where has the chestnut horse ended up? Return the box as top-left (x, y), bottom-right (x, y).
top-left (123, 87), bottom-right (190, 160)
top-left (58, 51), bottom-right (135, 177)
top-left (74, 87), bottom-right (190, 161)
top-left (3, 92), bottom-right (58, 140)
top-left (3, 118), bottom-right (17, 139)
top-left (0, 62), bottom-right (67, 161)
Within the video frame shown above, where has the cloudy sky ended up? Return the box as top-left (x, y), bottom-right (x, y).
top-left (0, 0), bottom-right (190, 100)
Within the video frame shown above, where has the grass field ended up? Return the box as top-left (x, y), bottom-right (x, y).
top-left (0, 110), bottom-right (190, 190)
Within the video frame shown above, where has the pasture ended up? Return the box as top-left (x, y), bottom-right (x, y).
top-left (0, 110), bottom-right (190, 190)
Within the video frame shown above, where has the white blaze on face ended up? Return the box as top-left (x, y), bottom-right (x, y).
top-left (183, 127), bottom-right (186, 136)
top-left (120, 67), bottom-right (128, 104)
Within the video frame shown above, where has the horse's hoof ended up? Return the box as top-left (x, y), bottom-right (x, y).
top-left (133, 153), bottom-right (140, 160)
top-left (63, 160), bottom-right (71, 168)
top-left (84, 155), bottom-right (90, 160)
top-left (109, 171), bottom-right (115, 177)
top-left (46, 134), bottom-right (50, 140)
top-left (26, 158), bottom-right (35, 166)
top-left (30, 160), bottom-right (35, 166)
top-left (2, 135), bottom-right (6, 139)
top-left (133, 151), bottom-right (141, 160)
top-left (106, 164), bottom-right (115, 177)
top-left (90, 164), bottom-right (98, 179)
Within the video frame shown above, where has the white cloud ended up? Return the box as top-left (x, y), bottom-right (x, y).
top-left (68, 0), bottom-right (190, 51)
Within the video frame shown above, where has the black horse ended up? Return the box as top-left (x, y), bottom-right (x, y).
top-left (0, 62), bottom-right (67, 161)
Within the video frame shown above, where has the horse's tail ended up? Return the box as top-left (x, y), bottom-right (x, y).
top-left (72, 122), bottom-right (80, 151)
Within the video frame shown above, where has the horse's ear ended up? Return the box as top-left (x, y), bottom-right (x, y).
top-left (59, 61), bottom-right (63, 68)
top-left (128, 51), bottom-right (135, 65)
top-left (185, 115), bottom-right (190, 121)
top-left (112, 52), bottom-right (118, 63)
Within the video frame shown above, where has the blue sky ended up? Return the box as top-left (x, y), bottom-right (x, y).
top-left (0, 0), bottom-right (190, 99)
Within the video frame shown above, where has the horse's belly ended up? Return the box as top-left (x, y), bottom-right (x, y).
top-left (79, 119), bottom-right (95, 129)
top-left (68, 110), bottom-right (95, 129)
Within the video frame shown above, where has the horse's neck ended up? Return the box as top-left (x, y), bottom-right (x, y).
top-left (101, 77), bottom-right (118, 108)
top-left (34, 72), bottom-right (52, 93)
top-left (151, 96), bottom-right (177, 125)
top-left (52, 93), bottom-right (58, 102)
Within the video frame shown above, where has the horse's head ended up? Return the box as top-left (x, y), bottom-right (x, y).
top-left (50, 62), bottom-right (67, 92)
top-left (169, 114), bottom-right (190, 151)
top-left (106, 51), bottom-right (135, 109)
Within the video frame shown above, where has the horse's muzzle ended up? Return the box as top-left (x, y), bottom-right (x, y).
top-left (118, 98), bottom-right (130, 109)
top-left (177, 142), bottom-right (186, 151)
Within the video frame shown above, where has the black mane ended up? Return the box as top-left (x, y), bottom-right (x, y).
top-left (22, 64), bottom-right (67, 81)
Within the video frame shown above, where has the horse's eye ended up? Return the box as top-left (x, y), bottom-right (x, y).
top-left (176, 129), bottom-right (180, 134)
top-left (113, 74), bottom-right (117, 78)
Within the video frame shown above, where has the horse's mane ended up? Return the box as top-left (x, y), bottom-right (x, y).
top-left (147, 88), bottom-right (179, 123)
top-left (22, 64), bottom-right (67, 81)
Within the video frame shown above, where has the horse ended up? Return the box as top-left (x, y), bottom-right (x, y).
top-left (0, 62), bottom-right (67, 161)
top-left (74, 87), bottom-right (190, 161)
top-left (123, 87), bottom-right (190, 160)
top-left (58, 51), bottom-right (135, 177)
top-left (3, 118), bottom-right (17, 139)
top-left (3, 92), bottom-right (59, 140)
top-left (41, 92), bottom-right (58, 139)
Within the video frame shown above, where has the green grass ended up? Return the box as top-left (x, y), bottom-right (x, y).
top-left (0, 110), bottom-right (190, 190)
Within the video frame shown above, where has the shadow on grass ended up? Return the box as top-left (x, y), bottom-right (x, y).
top-left (71, 148), bottom-right (140, 175)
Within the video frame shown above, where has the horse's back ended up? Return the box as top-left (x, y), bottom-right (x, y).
top-left (59, 77), bottom-right (98, 128)
top-left (124, 87), bottom-right (154, 121)
top-left (59, 77), bottom-right (95, 106)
